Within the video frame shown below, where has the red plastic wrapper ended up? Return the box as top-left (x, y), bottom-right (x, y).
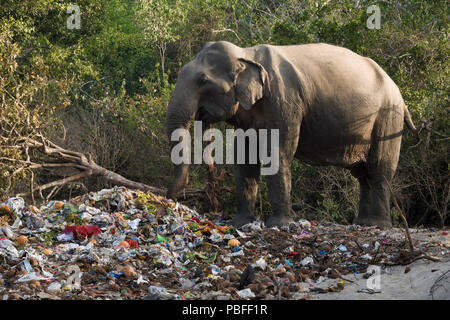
top-left (61, 225), bottom-right (101, 238)
top-left (125, 238), bottom-right (139, 249)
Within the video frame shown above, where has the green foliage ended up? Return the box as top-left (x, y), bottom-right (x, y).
top-left (64, 211), bottom-right (82, 225)
top-left (84, 0), bottom-right (155, 94)
top-left (136, 192), bottom-right (158, 214)
top-left (42, 227), bottom-right (62, 245)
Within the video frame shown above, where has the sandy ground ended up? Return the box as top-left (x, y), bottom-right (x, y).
top-left (307, 258), bottom-right (450, 300)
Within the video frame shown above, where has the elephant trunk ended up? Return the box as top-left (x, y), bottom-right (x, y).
top-left (166, 82), bottom-right (198, 200)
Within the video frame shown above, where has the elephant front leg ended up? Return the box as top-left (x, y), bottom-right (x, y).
top-left (265, 160), bottom-right (294, 227)
top-left (231, 163), bottom-right (260, 227)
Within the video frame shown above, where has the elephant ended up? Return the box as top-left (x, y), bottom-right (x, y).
top-left (166, 41), bottom-right (417, 229)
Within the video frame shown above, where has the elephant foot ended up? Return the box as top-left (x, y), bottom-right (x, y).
top-left (353, 215), bottom-right (392, 229)
top-left (230, 213), bottom-right (256, 228)
top-left (265, 214), bottom-right (293, 228)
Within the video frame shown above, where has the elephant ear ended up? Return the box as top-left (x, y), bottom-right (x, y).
top-left (235, 58), bottom-right (270, 110)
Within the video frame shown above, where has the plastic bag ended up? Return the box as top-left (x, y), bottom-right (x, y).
top-left (236, 288), bottom-right (255, 299)
top-left (16, 271), bottom-right (53, 283)
top-left (59, 225), bottom-right (101, 239)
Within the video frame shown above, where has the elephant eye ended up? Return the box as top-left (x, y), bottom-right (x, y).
top-left (198, 76), bottom-right (209, 86)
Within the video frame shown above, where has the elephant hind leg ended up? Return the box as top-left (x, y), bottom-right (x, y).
top-left (353, 106), bottom-right (403, 228)
top-left (353, 169), bottom-right (393, 228)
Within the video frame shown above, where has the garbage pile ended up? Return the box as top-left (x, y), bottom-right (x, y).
top-left (0, 186), bottom-right (448, 300)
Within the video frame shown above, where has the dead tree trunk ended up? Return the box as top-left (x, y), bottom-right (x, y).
top-left (2, 134), bottom-right (204, 201)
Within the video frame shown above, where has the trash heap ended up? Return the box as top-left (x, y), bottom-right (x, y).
top-left (0, 186), bottom-right (448, 300)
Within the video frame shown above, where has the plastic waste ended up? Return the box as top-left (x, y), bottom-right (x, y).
top-left (128, 218), bottom-right (141, 231)
top-left (209, 265), bottom-right (221, 276)
top-left (0, 186), bottom-right (446, 300)
top-left (230, 250), bottom-right (244, 257)
top-left (47, 282), bottom-right (62, 292)
top-left (125, 238), bottom-right (139, 249)
top-left (0, 226), bottom-right (14, 239)
top-left (0, 239), bottom-right (14, 248)
top-left (59, 225), bottom-right (101, 239)
top-left (16, 271), bottom-right (53, 282)
top-left (180, 278), bottom-right (195, 290)
top-left (254, 257), bottom-right (267, 271)
top-left (241, 221), bottom-right (263, 232)
top-left (300, 256), bottom-right (314, 266)
top-left (298, 219), bottom-right (312, 230)
top-left (374, 241), bottom-right (380, 251)
top-left (209, 230), bottom-right (223, 243)
top-left (147, 285), bottom-right (178, 300)
top-left (296, 229), bottom-right (311, 239)
top-left (236, 288), bottom-right (255, 299)
top-left (57, 232), bottom-right (74, 242)
top-left (6, 197), bottom-right (26, 217)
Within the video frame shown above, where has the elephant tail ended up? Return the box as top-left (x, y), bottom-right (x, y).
top-left (403, 104), bottom-right (418, 133)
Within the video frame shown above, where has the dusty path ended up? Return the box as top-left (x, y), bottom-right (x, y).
top-left (308, 259), bottom-right (450, 300)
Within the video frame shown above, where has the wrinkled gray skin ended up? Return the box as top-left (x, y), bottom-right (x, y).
top-left (166, 41), bottom-right (416, 229)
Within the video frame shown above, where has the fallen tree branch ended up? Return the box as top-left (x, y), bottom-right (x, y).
top-left (16, 171), bottom-right (92, 197)
top-left (4, 134), bottom-right (205, 201)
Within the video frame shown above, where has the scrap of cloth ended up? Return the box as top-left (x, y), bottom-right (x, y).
top-left (60, 225), bottom-right (101, 238)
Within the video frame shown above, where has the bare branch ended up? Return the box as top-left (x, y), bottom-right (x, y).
top-left (384, 176), bottom-right (414, 254)
top-left (212, 29), bottom-right (241, 41)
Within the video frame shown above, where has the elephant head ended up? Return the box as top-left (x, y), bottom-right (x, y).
top-left (166, 41), bottom-right (270, 200)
